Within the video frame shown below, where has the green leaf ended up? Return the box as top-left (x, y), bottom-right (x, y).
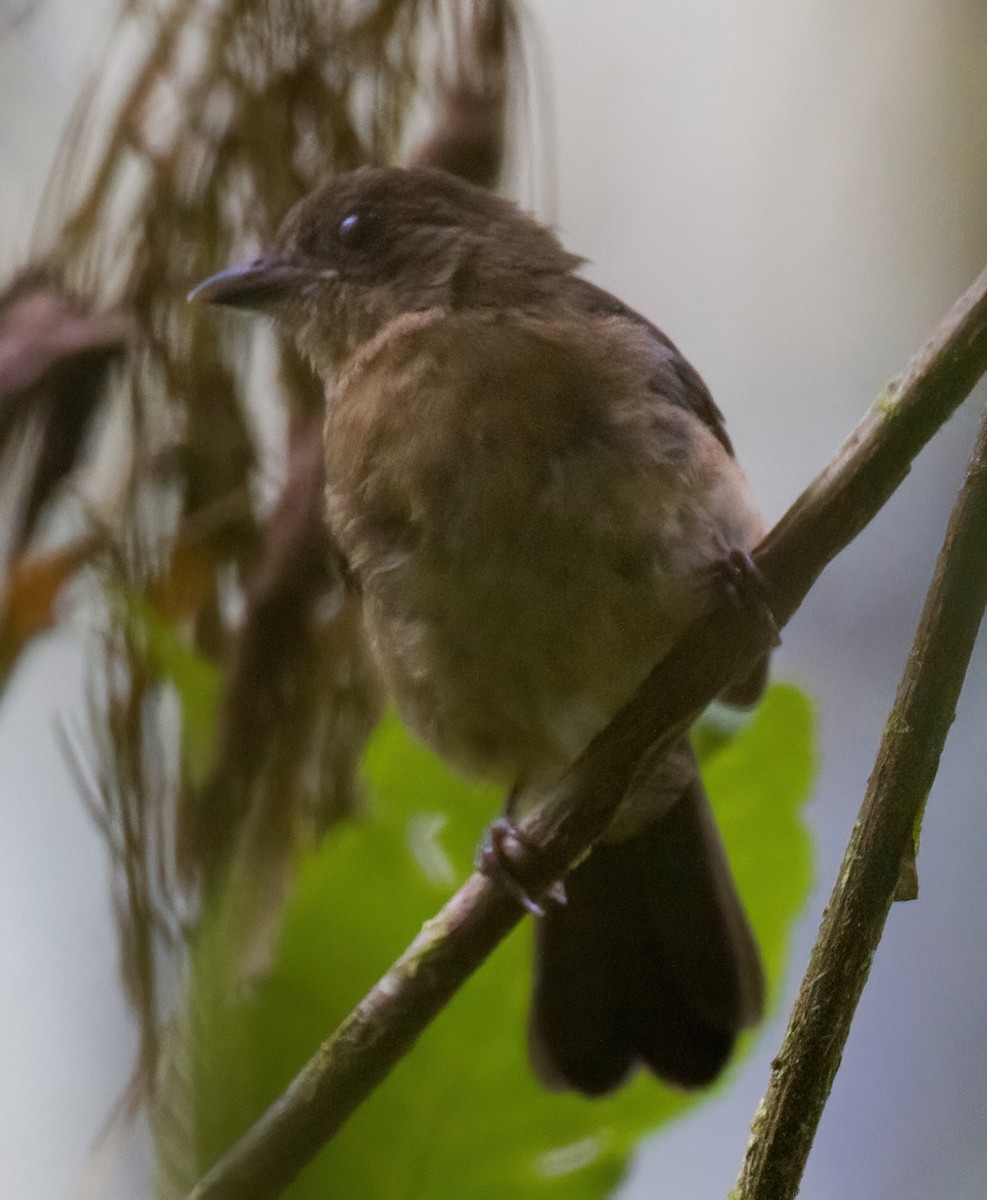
top-left (177, 683), bottom-right (814, 1200)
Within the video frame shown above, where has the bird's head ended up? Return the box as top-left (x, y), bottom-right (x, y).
top-left (189, 166), bottom-right (580, 373)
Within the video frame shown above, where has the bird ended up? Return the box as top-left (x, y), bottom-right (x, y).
top-left (190, 165), bottom-right (768, 1096)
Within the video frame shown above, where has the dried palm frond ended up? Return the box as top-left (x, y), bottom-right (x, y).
top-left (0, 272), bottom-right (128, 563)
top-left (21, 0), bottom-right (527, 1182)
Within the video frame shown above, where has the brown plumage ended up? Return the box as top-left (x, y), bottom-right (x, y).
top-left (190, 165), bottom-right (767, 1095)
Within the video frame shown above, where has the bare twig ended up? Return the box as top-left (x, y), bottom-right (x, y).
top-left (732, 371), bottom-right (987, 1200)
top-left (187, 265), bottom-right (987, 1200)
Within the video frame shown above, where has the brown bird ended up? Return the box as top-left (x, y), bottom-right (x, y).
top-left (190, 166), bottom-right (768, 1096)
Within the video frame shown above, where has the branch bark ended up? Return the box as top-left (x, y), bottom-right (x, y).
top-left (187, 264), bottom-right (987, 1200)
top-left (732, 370), bottom-right (987, 1200)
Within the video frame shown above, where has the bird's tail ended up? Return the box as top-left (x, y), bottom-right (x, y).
top-left (529, 753), bottom-right (763, 1095)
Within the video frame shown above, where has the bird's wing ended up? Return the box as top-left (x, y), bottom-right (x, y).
top-left (564, 275), bottom-right (733, 456)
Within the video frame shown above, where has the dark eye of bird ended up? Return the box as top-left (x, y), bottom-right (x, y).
top-left (337, 210), bottom-right (370, 248)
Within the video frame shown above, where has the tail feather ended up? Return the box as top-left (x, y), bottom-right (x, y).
top-left (529, 762), bottom-right (763, 1095)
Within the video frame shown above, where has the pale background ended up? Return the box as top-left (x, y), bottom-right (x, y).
top-left (1, 2), bottom-right (985, 1197)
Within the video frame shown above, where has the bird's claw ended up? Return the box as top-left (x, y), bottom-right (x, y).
top-left (714, 549), bottom-right (781, 646)
top-left (477, 818), bottom-right (567, 916)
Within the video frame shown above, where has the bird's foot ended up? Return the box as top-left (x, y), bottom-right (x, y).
top-left (713, 548), bottom-right (781, 647)
top-left (477, 814), bottom-right (567, 917)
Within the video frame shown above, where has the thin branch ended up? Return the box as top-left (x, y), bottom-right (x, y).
top-left (733, 375), bottom-right (987, 1200)
top-left (187, 263), bottom-right (987, 1200)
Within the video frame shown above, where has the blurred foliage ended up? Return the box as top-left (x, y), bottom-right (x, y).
top-left (0, 0), bottom-right (520, 1131)
top-left (169, 684), bottom-right (813, 1199)
top-left (0, 272), bottom-right (128, 567)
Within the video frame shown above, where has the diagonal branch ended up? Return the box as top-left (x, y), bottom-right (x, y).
top-left (187, 263), bottom-right (987, 1200)
top-left (732, 357), bottom-right (987, 1200)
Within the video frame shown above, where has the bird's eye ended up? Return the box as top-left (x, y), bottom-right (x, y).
top-left (337, 211), bottom-right (368, 247)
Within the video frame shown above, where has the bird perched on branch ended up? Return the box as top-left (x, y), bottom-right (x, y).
top-left (190, 166), bottom-right (768, 1096)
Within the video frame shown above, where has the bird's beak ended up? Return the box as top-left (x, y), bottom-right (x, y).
top-left (188, 258), bottom-right (325, 309)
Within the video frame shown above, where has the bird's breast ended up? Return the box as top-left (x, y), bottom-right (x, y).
top-left (322, 310), bottom-right (760, 783)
